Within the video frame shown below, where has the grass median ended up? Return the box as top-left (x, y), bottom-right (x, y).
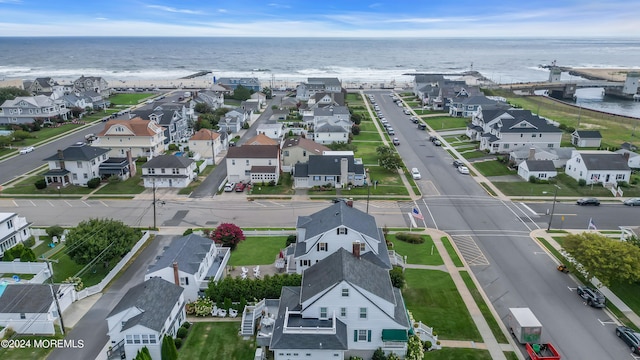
top-left (460, 271), bottom-right (509, 343)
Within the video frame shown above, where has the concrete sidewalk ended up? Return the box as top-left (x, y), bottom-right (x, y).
top-left (531, 228), bottom-right (640, 327)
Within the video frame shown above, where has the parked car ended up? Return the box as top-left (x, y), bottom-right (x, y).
top-left (403, 109), bottom-right (410, 115)
top-left (624, 198), bottom-right (640, 206)
top-left (429, 135), bottom-right (438, 142)
top-left (332, 198), bottom-right (348, 203)
top-left (453, 160), bottom-right (464, 168)
top-left (616, 326), bottom-right (640, 354)
top-left (234, 183), bottom-right (246, 192)
top-left (576, 285), bottom-right (606, 308)
top-left (387, 128), bottom-right (395, 135)
top-left (224, 182), bottom-right (236, 192)
top-left (457, 166), bottom-right (469, 174)
top-left (19, 146), bottom-right (35, 154)
top-left (418, 124), bottom-right (426, 130)
top-left (433, 140), bottom-right (442, 146)
top-left (576, 197), bottom-right (600, 206)
top-left (411, 168), bottom-right (421, 180)
top-left (392, 138), bottom-right (400, 146)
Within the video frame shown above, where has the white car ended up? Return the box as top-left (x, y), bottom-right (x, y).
top-left (19, 146), bottom-right (35, 154)
top-left (411, 168), bottom-right (421, 180)
top-left (224, 182), bottom-right (236, 192)
top-left (457, 166), bottom-right (470, 175)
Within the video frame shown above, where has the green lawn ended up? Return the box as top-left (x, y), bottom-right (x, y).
top-left (358, 121), bottom-right (378, 132)
top-left (459, 271), bottom-right (508, 343)
top-left (460, 150), bottom-right (490, 160)
top-left (388, 234), bottom-right (443, 266)
top-left (94, 174), bottom-right (145, 194)
top-left (0, 331), bottom-right (64, 360)
top-left (33, 237), bottom-right (53, 257)
top-left (177, 322), bottom-right (255, 360)
top-left (2, 171), bottom-right (92, 195)
top-left (424, 348), bottom-right (493, 360)
top-left (249, 173), bottom-right (294, 195)
top-left (46, 244), bottom-right (119, 287)
top-left (228, 236), bottom-right (286, 266)
top-left (472, 160), bottom-right (517, 177)
top-left (353, 131), bottom-right (383, 141)
top-left (441, 237), bottom-right (464, 267)
top-left (425, 116), bottom-right (469, 130)
top-left (109, 93), bottom-right (155, 105)
top-left (403, 269), bottom-right (482, 341)
top-left (493, 172), bottom-right (640, 197)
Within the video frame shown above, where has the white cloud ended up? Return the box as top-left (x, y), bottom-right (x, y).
top-left (146, 5), bottom-right (204, 15)
top-left (268, 3), bottom-right (290, 9)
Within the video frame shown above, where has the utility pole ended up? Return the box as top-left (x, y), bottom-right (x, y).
top-left (547, 186), bottom-right (560, 231)
top-left (152, 179), bottom-right (157, 229)
top-left (43, 259), bottom-right (65, 335)
top-left (366, 183), bottom-right (370, 214)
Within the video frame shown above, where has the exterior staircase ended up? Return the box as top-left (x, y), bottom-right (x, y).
top-left (603, 182), bottom-right (624, 197)
top-left (240, 299), bottom-right (266, 337)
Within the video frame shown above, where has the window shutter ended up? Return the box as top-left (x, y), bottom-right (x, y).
top-left (337, 228), bottom-right (340, 235)
top-left (354, 330), bottom-right (358, 342)
top-left (367, 330), bottom-right (371, 342)
top-left (317, 243), bottom-right (320, 251)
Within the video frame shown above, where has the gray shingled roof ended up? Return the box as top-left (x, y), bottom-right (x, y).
top-left (300, 248), bottom-right (395, 304)
top-left (296, 201), bottom-right (379, 240)
top-left (574, 130), bottom-right (602, 139)
top-left (580, 153), bottom-right (631, 171)
top-left (227, 145), bottom-right (279, 159)
top-left (147, 234), bottom-right (212, 275)
top-left (141, 155), bottom-right (194, 169)
top-left (304, 155), bottom-right (363, 176)
top-left (523, 160), bottom-right (556, 171)
top-left (43, 143), bottom-right (109, 162)
top-left (0, 284), bottom-right (58, 313)
top-left (108, 277), bottom-right (184, 332)
top-left (269, 286), bottom-right (348, 350)
top-left (315, 123), bottom-right (348, 133)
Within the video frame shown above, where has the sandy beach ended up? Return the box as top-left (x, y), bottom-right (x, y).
top-left (566, 68), bottom-right (638, 82)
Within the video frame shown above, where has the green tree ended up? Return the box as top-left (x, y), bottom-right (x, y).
top-left (65, 218), bottom-right (140, 266)
top-left (231, 85), bottom-right (252, 101)
top-left (133, 347), bottom-right (152, 360)
top-left (372, 348), bottom-right (386, 360)
top-left (376, 145), bottom-right (393, 156)
top-left (406, 335), bottom-right (425, 360)
top-left (351, 124), bottom-right (361, 135)
top-left (194, 102), bottom-right (213, 114)
top-left (12, 130), bottom-right (33, 141)
top-left (563, 232), bottom-right (640, 286)
top-left (0, 135), bottom-right (12, 148)
top-left (379, 152), bottom-right (402, 172)
top-left (262, 87), bottom-right (272, 99)
top-left (161, 335), bottom-right (178, 360)
top-left (0, 87), bottom-right (30, 105)
top-left (389, 266), bottom-right (405, 289)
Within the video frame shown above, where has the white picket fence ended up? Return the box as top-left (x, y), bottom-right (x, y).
top-left (0, 262), bottom-right (49, 284)
top-left (75, 231), bottom-right (150, 300)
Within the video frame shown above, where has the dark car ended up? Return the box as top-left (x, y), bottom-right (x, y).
top-left (616, 326), bottom-right (640, 354)
top-left (624, 198), bottom-right (640, 206)
top-left (576, 285), bottom-right (606, 308)
top-left (332, 198), bottom-right (346, 203)
top-left (418, 124), bottom-right (426, 130)
top-left (576, 197), bottom-right (600, 206)
top-left (453, 159), bottom-right (464, 168)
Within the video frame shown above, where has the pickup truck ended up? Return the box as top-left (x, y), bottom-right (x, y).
top-left (576, 285), bottom-right (606, 308)
top-left (525, 343), bottom-right (561, 360)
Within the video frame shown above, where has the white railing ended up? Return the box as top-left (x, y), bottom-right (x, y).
top-left (388, 250), bottom-right (406, 268)
top-left (413, 321), bottom-right (441, 349)
top-left (282, 309), bottom-right (336, 335)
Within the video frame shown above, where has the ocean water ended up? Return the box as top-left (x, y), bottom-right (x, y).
top-left (0, 37), bottom-right (639, 117)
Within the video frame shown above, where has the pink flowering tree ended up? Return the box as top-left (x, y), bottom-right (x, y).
top-left (211, 223), bottom-right (245, 250)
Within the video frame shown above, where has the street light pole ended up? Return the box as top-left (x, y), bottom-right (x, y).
top-left (547, 186), bottom-right (559, 231)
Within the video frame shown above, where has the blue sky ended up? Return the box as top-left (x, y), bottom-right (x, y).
top-left (0, 0), bottom-right (637, 37)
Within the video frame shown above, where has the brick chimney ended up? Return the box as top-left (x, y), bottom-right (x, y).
top-left (172, 262), bottom-right (180, 286)
top-left (352, 242), bottom-right (361, 259)
top-left (57, 150), bottom-right (65, 170)
top-left (622, 152), bottom-right (631, 162)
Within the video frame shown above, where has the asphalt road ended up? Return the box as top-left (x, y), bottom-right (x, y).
top-left (368, 90), bottom-right (630, 359)
top-left (47, 235), bottom-right (177, 360)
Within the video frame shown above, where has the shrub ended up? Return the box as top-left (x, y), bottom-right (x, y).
top-left (108, 175), bottom-right (121, 184)
top-left (19, 247), bottom-right (36, 262)
top-left (390, 266), bottom-right (405, 289)
top-left (286, 234), bottom-right (296, 246)
top-left (618, 181), bottom-right (629, 188)
top-left (395, 233), bottom-right (425, 244)
top-left (87, 177), bottom-right (101, 189)
top-left (168, 143), bottom-right (179, 151)
top-left (182, 228), bottom-right (194, 236)
top-left (23, 236), bottom-right (35, 248)
top-left (173, 338), bottom-right (182, 349)
top-left (46, 225), bottom-right (65, 239)
top-left (2, 327), bottom-right (15, 340)
top-left (351, 124), bottom-right (361, 135)
top-left (372, 348), bottom-right (386, 360)
top-left (181, 321), bottom-right (191, 329)
top-left (176, 327), bottom-right (188, 339)
top-left (578, 179), bottom-right (587, 187)
top-left (34, 178), bottom-right (47, 189)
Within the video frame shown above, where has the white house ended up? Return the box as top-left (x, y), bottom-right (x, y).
top-left (0, 284), bottom-right (74, 335)
top-left (571, 130), bottom-right (602, 148)
top-left (145, 234), bottom-right (230, 302)
top-left (615, 149), bottom-right (640, 169)
top-left (226, 145), bottom-right (280, 184)
top-left (188, 128), bottom-right (224, 162)
top-left (509, 146), bottom-right (575, 168)
top-left (466, 109), bottom-right (562, 154)
top-left (270, 248), bottom-right (410, 360)
top-left (565, 150), bottom-right (631, 185)
top-left (140, 155), bottom-right (196, 188)
top-left (94, 117), bottom-right (165, 160)
top-left (256, 123), bottom-right (285, 142)
top-left (0, 212), bottom-right (32, 258)
top-left (296, 78), bottom-right (342, 101)
top-left (42, 142), bottom-right (110, 187)
top-left (284, 201), bottom-right (390, 274)
top-left (0, 95), bottom-right (69, 125)
top-left (517, 160), bottom-right (558, 181)
top-left (218, 109), bottom-right (248, 134)
top-left (106, 278), bottom-right (185, 360)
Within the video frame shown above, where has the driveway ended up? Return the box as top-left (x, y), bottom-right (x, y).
top-left (47, 234), bottom-right (177, 360)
